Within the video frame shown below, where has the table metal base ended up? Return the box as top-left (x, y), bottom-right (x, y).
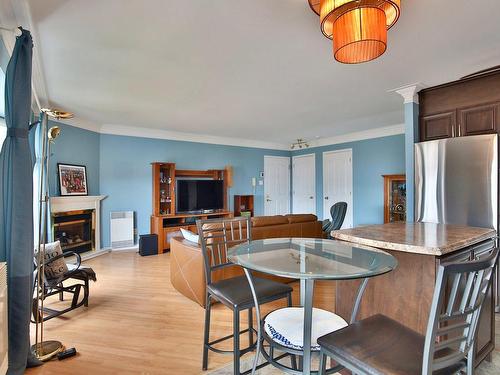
top-left (243, 268), bottom-right (370, 375)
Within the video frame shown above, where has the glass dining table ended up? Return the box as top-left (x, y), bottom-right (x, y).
top-left (228, 237), bottom-right (398, 375)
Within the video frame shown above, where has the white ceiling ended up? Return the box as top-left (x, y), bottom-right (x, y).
top-left (10, 0), bottom-right (500, 147)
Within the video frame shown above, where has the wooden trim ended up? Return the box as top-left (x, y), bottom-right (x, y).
top-left (420, 68), bottom-right (500, 94)
top-left (154, 211), bottom-right (233, 219)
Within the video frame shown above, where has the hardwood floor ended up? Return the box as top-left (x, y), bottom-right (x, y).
top-left (26, 251), bottom-right (334, 375)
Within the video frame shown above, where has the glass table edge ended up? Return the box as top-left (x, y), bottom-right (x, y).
top-left (227, 237), bottom-right (399, 280)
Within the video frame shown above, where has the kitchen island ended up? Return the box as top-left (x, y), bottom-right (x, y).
top-left (332, 222), bottom-right (497, 366)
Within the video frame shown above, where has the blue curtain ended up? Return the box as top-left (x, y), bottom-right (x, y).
top-left (0, 28), bottom-right (38, 375)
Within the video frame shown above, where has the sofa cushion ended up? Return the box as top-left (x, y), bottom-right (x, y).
top-left (251, 215), bottom-right (289, 227)
top-left (285, 214), bottom-right (318, 224)
top-left (180, 228), bottom-right (200, 244)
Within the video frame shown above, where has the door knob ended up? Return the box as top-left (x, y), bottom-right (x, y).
top-left (309, 196), bottom-right (314, 199)
top-left (324, 196), bottom-right (329, 200)
top-left (266, 198), bottom-right (272, 202)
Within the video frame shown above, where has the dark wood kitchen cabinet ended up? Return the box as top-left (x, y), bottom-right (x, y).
top-left (421, 111), bottom-right (456, 140)
top-left (419, 69), bottom-right (500, 142)
top-left (458, 102), bottom-right (499, 136)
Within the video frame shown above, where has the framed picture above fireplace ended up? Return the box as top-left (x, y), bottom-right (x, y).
top-left (57, 163), bottom-right (88, 196)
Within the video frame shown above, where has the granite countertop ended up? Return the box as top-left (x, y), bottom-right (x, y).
top-left (332, 222), bottom-right (496, 256)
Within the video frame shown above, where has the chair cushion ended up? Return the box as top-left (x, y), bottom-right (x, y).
top-left (317, 314), bottom-right (466, 375)
top-left (265, 307), bottom-right (347, 351)
top-left (38, 241), bottom-right (68, 280)
top-left (207, 275), bottom-right (292, 309)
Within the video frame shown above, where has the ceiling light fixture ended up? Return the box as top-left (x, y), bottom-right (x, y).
top-left (291, 139), bottom-right (310, 150)
top-left (308, 0), bottom-right (401, 64)
top-left (41, 108), bottom-right (74, 120)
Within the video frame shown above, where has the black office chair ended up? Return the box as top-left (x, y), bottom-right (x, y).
top-left (197, 217), bottom-right (293, 374)
top-left (323, 202), bottom-right (348, 238)
top-left (317, 247), bottom-right (499, 375)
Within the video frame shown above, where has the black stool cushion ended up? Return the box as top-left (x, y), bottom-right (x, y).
top-left (208, 275), bottom-right (292, 309)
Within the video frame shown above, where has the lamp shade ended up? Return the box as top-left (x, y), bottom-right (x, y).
top-left (333, 7), bottom-right (387, 64)
top-left (314, 0), bottom-right (400, 39)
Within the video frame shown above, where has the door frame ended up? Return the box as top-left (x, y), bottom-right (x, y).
top-left (292, 153), bottom-right (316, 215)
top-left (322, 149), bottom-right (353, 227)
top-left (264, 155), bottom-right (291, 216)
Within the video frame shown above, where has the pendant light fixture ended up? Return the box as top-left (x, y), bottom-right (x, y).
top-left (308, 0), bottom-right (401, 64)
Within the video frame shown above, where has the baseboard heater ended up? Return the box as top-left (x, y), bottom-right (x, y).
top-left (110, 211), bottom-right (134, 249)
top-left (0, 263), bottom-right (7, 375)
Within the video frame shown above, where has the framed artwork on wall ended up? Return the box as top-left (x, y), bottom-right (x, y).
top-left (57, 163), bottom-right (88, 196)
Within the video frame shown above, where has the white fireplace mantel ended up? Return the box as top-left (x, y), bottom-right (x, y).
top-left (50, 195), bottom-right (107, 253)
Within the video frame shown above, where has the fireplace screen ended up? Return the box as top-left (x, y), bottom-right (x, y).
top-left (52, 209), bottom-right (94, 254)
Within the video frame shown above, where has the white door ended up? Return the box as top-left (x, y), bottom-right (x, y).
top-left (292, 154), bottom-right (316, 214)
top-left (264, 156), bottom-right (290, 216)
top-left (323, 149), bottom-right (353, 228)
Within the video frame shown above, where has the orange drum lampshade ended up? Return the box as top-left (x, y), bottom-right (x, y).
top-left (309, 0), bottom-right (400, 63)
top-left (333, 7), bottom-right (387, 64)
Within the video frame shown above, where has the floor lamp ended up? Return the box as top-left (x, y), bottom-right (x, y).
top-left (31, 108), bottom-right (73, 361)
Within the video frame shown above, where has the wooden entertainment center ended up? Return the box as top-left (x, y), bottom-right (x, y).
top-left (150, 162), bottom-right (233, 253)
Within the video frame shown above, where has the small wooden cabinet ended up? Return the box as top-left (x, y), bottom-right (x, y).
top-left (152, 163), bottom-right (176, 215)
top-left (383, 175), bottom-right (406, 223)
top-left (234, 195), bottom-right (254, 217)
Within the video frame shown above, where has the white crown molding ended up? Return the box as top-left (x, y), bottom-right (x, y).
top-left (300, 124), bottom-right (405, 150)
top-left (389, 83), bottom-right (426, 104)
top-left (54, 118), bottom-right (405, 152)
top-left (57, 117), bottom-right (102, 134)
top-left (99, 123), bottom-right (291, 151)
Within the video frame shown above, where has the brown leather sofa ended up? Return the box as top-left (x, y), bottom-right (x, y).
top-left (170, 214), bottom-right (323, 307)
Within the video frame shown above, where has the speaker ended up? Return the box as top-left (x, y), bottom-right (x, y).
top-left (139, 234), bottom-right (158, 256)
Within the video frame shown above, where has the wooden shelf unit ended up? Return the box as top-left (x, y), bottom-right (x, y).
top-left (234, 195), bottom-right (254, 217)
top-left (150, 163), bottom-right (233, 253)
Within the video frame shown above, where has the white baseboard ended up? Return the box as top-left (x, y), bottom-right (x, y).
top-left (79, 245), bottom-right (138, 262)
top-left (112, 244), bottom-right (139, 252)
top-left (81, 248), bottom-right (111, 261)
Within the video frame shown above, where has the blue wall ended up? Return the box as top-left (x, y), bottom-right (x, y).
top-left (99, 134), bottom-right (288, 248)
top-left (292, 135), bottom-right (405, 225)
top-left (49, 122), bottom-right (405, 249)
top-left (48, 122), bottom-right (100, 196)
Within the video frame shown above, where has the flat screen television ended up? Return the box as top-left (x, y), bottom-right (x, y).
top-left (176, 179), bottom-right (224, 213)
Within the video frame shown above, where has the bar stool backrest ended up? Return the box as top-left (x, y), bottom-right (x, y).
top-left (197, 216), bottom-right (252, 286)
top-left (422, 246), bottom-right (499, 374)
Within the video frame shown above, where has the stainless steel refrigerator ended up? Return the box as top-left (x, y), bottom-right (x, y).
top-left (414, 133), bottom-right (498, 310)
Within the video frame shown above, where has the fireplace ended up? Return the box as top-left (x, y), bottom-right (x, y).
top-left (52, 209), bottom-right (95, 254)
top-left (50, 195), bottom-right (106, 255)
